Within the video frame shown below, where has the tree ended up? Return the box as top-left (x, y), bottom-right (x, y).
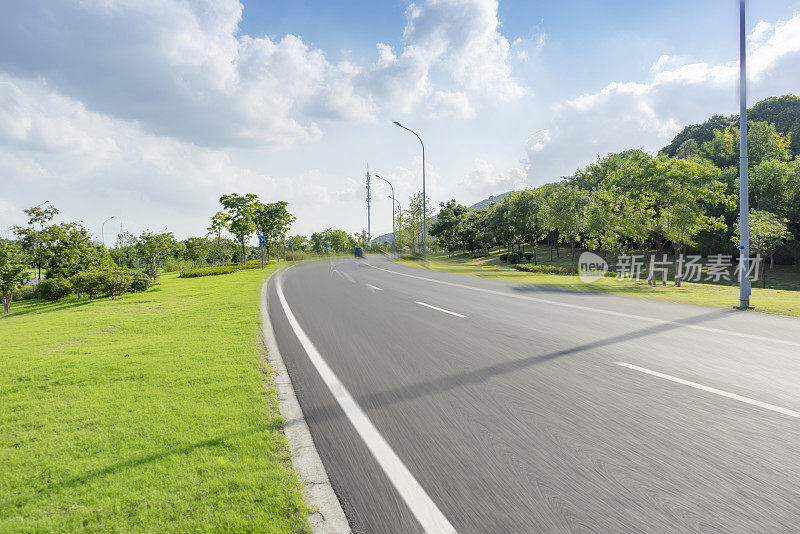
top-left (403, 192), bottom-right (433, 253)
top-left (208, 211), bottom-right (231, 265)
top-left (508, 190), bottom-right (547, 263)
top-left (541, 183), bottom-right (588, 274)
top-left (733, 210), bottom-right (793, 288)
top-left (1, 242), bottom-right (31, 314)
top-left (656, 158), bottom-right (727, 286)
top-left (39, 222), bottom-right (110, 279)
top-left (253, 201), bottom-right (296, 261)
top-left (287, 235), bottom-right (308, 251)
top-left (429, 200), bottom-right (468, 256)
top-left (219, 193), bottom-right (258, 265)
top-left (12, 203), bottom-right (60, 280)
top-left (136, 231), bottom-right (176, 281)
top-left (183, 237), bottom-right (210, 267)
top-left (750, 159), bottom-right (794, 218)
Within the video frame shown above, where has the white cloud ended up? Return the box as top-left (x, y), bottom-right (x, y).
top-left (524, 12), bottom-right (800, 185)
top-left (0, 0), bottom-right (523, 150)
top-left (458, 159), bottom-right (526, 195)
top-left (403, 0), bottom-right (524, 100)
top-left (0, 75), bottom-right (269, 236)
top-left (430, 91), bottom-right (475, 118)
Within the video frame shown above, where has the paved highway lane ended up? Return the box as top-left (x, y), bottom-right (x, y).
top-left (267, 256), bottom-right (800, 533)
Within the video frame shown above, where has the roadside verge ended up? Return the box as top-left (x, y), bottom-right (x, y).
top-left (260, 274), bottom-right (351, 534)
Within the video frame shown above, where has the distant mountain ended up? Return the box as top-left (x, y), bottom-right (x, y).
top-left (660, 94), bottom-right (800, 158)
top-left (466, 191), bottom-right (514, 211)
top-left (371, 190), bottom-right (514, 243)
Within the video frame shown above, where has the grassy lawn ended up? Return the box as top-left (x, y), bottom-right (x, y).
top-left (1, 266), bottom-right (310, 532)
top-left (397, 248), bottom-right (800, 318)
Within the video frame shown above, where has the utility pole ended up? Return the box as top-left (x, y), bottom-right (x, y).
top-left (739, 0), bottom-right (751, 309)
top-left (366, 164), bottom-right (371, 246)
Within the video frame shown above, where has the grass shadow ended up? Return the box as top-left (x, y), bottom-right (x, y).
top-left (3, 424), bottom-right (277, 510)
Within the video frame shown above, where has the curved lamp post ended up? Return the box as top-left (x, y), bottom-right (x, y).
top-left (393, 121), bottom-right (427, 258)
top-left (101, 216), bottom-right (115, 246)
top-left (373, 174), bottom-right (396, 255)
top-left (390, 196), bottom-right (402, 252)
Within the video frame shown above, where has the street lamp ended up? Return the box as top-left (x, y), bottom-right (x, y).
top-left (394, 121), bottom-right (427, 258)
top-left (738, 0), bottom-right (751, 309)
top-left (374, 174), bottom-right (396, 255)
top-left (389, 196), bottom-right (402, 252)
top-left (101, 216), bottom-right (115, 246)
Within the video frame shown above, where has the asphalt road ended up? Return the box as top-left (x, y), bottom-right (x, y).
top-left (267, 255), bottom-right (800, 533)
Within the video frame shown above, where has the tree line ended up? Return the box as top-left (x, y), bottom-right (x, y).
top-left (420, 95), bottom-right (800, 288)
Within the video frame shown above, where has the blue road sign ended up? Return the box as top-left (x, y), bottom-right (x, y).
top-left (289, 240), bottom-right (294, 247)
top-left (258, 235), bottom-right (266, 246)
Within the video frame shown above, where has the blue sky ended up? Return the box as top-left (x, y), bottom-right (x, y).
top-left (2, 0), bottom-right (800, 240)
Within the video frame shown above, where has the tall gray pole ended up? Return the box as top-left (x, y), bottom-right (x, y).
top-left (366, 164), bottom-right (371, 245)
top-left (390, 196), bottom-right (402, 251)
top-left (101, 216), bottom-right (115, 246)
top-left (739, 0), bottom-right (751, 308)
top-left (374, 175), bottom-right (396, 255)
top-left (394, 122), bottom-right (427, 259)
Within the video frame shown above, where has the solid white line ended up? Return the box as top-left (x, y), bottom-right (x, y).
top-left (366, 284), bottom-right (384, 291)
top-left (275, 275), bottom-right (457, 534)
top-left (416, 301), bottom-right (467, 318)
top-left (616, 362), bottom-right (800, 420)
top-left (364, 262), bottom-right (800, 348)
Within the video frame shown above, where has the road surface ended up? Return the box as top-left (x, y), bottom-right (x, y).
top-left (267, 255), bottom-right (800, 533)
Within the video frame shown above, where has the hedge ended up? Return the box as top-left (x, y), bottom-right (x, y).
top-left (514, 264), bottom-right (572, 275)
top-left (178, 266), bottom-right (238, 278)
top-left (506, 252), bottom-right (520, 264)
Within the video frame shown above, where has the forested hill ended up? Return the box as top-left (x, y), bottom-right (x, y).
top-left (660, 95), bottom-right (800, 158)
top-left (371, 191), bottom-right (513, 243)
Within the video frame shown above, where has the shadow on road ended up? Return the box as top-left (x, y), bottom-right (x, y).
top-left (302, 309), bottom-right (731, 423)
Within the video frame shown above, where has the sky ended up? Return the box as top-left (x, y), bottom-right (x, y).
top-left (2, 0), bottom-right (800, 243)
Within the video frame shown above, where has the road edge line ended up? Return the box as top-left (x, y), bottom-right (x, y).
top-left (260, 274), bottom-right (352, 534)
top-left (275, 271), bottom-right (457, 534)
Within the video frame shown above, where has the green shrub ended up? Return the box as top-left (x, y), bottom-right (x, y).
top-left (12, 285), bottom-right (37, 301)
top-left (523, 252), bottom-right (533, 261)
top-left (143, 263), bottom-right (159, 282)
top-left (499, 253), bottom-right (509, 262)
top-left (37, 277), bottom-right (73, 300)
top-left (507, 252), bottom-right (520, 264)
top-left (285, 251), bottom-right (305, 261)
top-left (71, 271), bottom-right (98, 299)
top-left (104, 271), bottom-right (133, 299)
top-left (514, 264), bottom-right (572, 275)
top-left (178, 266), bottom-right (238, 278)
top-left (128, 270), bottom-right (152, 292)
top-left (236, 261), bottom-right (277, 270)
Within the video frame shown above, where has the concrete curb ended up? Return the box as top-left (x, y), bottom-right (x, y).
top-left (260, 273), bottom-right (351, 534)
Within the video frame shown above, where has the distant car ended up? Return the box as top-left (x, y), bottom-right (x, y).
top-left (354, 247), bottom-right (364, 258)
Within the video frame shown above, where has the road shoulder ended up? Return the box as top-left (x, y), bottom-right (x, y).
top-left (260, 276), bottom-right (351, 534)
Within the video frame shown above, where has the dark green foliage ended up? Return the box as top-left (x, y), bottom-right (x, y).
top-left (178, 266), bottom-right (238, 278)
top-left (514, 264), bottom-right (572, 275)
top-left (128, 270), bottom-right (152, 292)
top-left (523, 252), bottom-right (533, 261)
top-left (12, 285), bottom-right (37, 301)
top-left (660, 114), bottom-right (734, 157)
top-left (498, 253), bottom-right (509, 262)
top-left (506, 252), bottom-right (520, 264)
top-left (37, 277), bottom-right (73, 300)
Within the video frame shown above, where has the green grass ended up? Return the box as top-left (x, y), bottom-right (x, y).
top-left (1, 267), bottom-right (310, 532)
top-left (399, 248), bottom-right (800, 318)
